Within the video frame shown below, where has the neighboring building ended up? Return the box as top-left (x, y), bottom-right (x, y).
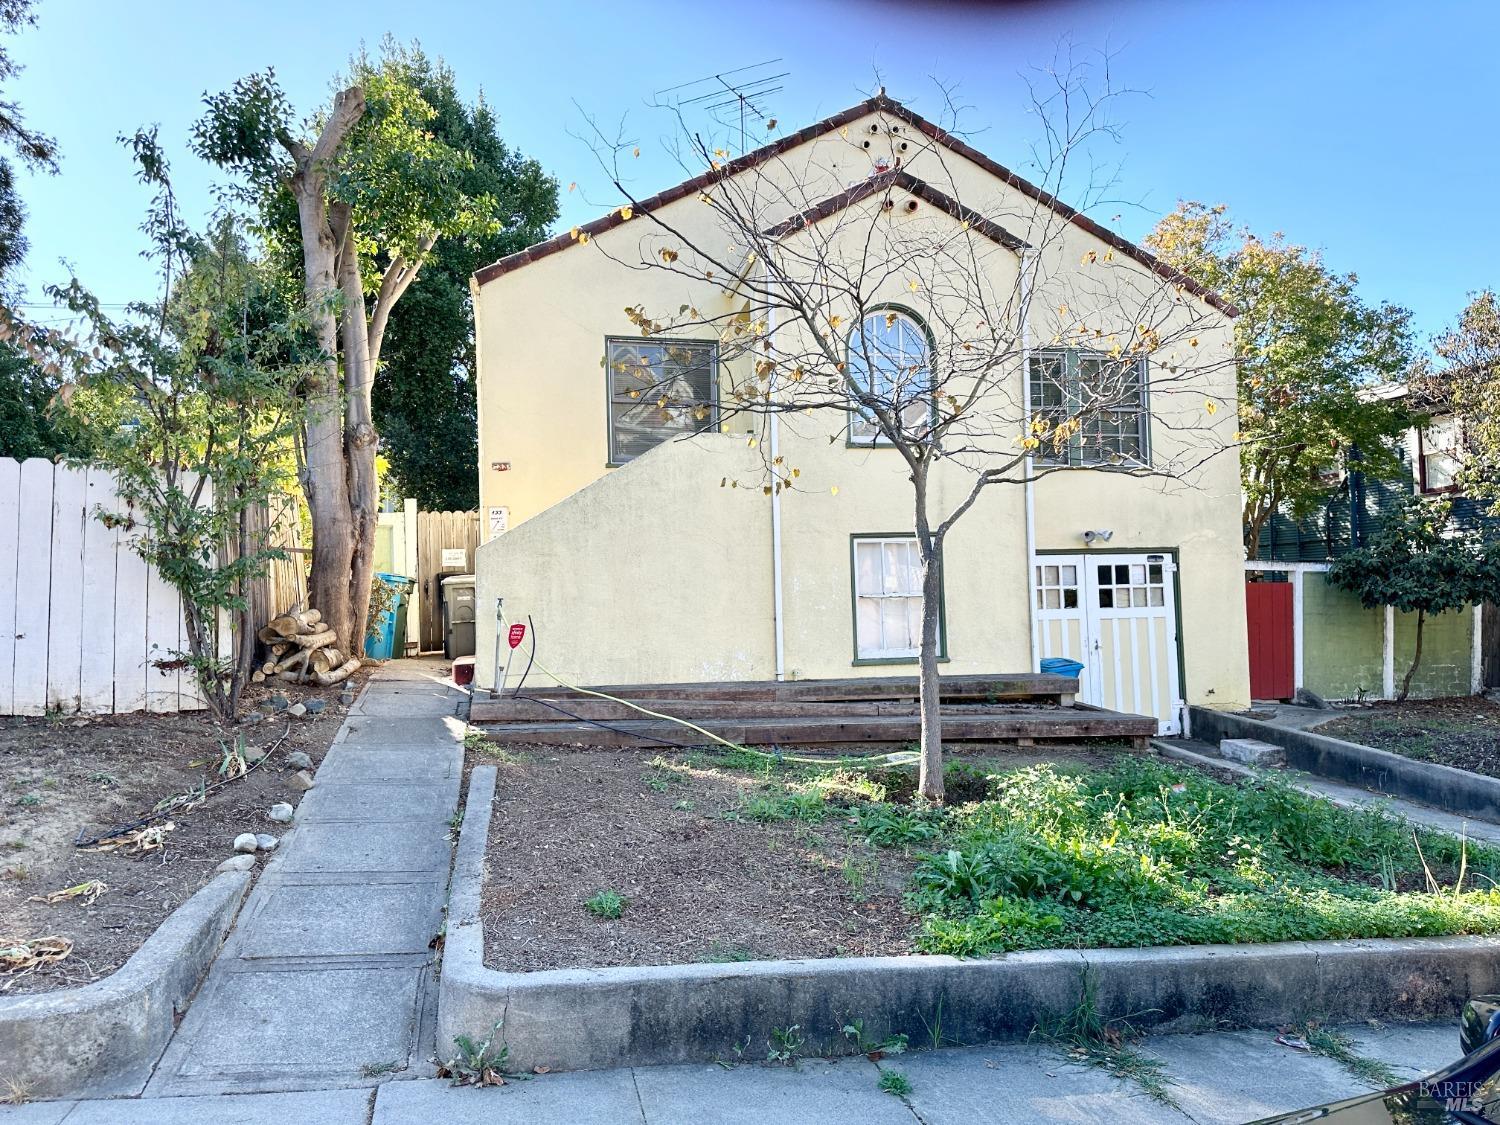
top-left (470, 93), bottom-right (1250, 734)
top-left (1247, 392), bottom-right (1497, 700)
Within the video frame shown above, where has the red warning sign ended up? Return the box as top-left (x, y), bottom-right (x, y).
top-left (507, 623), bottom-right (527, 649)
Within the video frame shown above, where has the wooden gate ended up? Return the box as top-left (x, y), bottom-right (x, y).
top-left (1245, 580), bottom-right (1295, 701)
top-left (415, 510), bottom-right (479, 652)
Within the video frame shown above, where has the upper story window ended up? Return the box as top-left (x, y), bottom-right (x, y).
top-left (606, 338), bottom-right (718, 464)
top-left (847, 309), bottom-right (932, 444)
top-left (1028, 349), bottom-right (1149, 466)
top-left (1418, 416), bottom-right (1462, 493)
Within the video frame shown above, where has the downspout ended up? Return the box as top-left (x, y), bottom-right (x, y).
top-left (765, 259), bottom-right (786, 681)
top-left (1019, 248), bottom-right (1040, 672)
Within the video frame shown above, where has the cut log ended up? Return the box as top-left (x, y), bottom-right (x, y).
top-left (286, 628), bottom-right (336, 650)
top-left (270, 643), bottom-right (288, 658)
top-left (309, 647), bottom-right (346, 674)
top-left (311, 657), bottom-right (361, 686)
top-left (251, 670), bottom-right (266, 684)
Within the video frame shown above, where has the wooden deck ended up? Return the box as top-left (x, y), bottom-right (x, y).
top-left (469, 672), bottom-right (1155, 750)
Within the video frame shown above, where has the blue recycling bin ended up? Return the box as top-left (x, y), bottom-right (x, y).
top-left (1040, 657), bottom-right (1085, 680)
top-left (364, 572), bottom-right (414, 659)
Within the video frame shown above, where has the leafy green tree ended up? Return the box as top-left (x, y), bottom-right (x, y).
top-left (1417, 290), bottom-right (1500, 509)
top-left (1146, 203), bottom-right (1415, 557)
top-left (366, 43), bottom-right (557, 510)
top-left (192, 45), bottom-right (498, 651)
top-left (30, 132), bottom-right (304, 720)
top-left (1328, 496), bottom-right (1500, 701)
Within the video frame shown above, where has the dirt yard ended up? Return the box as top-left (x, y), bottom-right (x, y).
top-left (475, 743), bottom-right (1121, 972)
top-left (0, 669), bottom-right (370, 994)
top-left (1318, 697), bottom-right (1500, 777)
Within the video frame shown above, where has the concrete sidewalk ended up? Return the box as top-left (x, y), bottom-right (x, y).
top-left (2, 1020), bottom-right (1462, 1124)
top-left (140, 659), bottom-right (467, 1097)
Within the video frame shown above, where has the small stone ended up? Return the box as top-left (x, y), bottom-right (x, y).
top-left (285, 751), bottom-right (313, 771)
top-left (233, 832), bottom-right (259, 854)
top-left (289, 769), bottom-right (316, 792)
top-left (268, 693), bottom-right (290, 714)
top-left (243, 746), bottom-right (268, 765)
top-left (243, 711), bottom-right (264, 724)
top-left (305, 699), bottom-right (327, 715)
top-left (216, 854), bottom-right (256, 872)
top-left (339, 690), bottom-right (355, 706)
top-left (267, 802), bottom-right (294, 824)
top-left (287, 702), bottom-right (308, 718)
top-left (255, 833), bottom-right (278, 851)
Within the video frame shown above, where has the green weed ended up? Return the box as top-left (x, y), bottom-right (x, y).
top-left (767, 1025), bottom-right (804, 1065)
top-left (585, 889), bottom-right (626, 919)
top-left (1032, 972), bottom-right (1176, 1107)
top-left (877, 1069), bottom-right (913, 1097)
top-left (1295, 1022), bottom-right (1400, 1089)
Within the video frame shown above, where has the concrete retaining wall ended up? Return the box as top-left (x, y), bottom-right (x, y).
top-left (441, 766), bottom-right (1500, 1073)
top-left (0, 869), bottom-right (251, 1099)
top-left (1190, 706), bottom-right (1500, 822)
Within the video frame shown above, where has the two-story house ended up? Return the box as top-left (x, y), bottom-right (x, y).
top-left (468, 93), bottom-right (1251, 734)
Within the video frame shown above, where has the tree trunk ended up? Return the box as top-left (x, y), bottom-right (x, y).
top-left (336, 217), bottom-right (380, 653)
top-left (916, 547), bottom-right (945, 803)
top-left (283, 86), bottom-right (367, 655)
top-left (1397, 608), bottom-right (1424, 703)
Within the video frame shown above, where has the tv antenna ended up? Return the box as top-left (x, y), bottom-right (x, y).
top-left (654, 59), bottom-right (789, 153)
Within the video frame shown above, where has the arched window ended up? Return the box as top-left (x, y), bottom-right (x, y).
top-left (846, 309), bottom-right (932, 444)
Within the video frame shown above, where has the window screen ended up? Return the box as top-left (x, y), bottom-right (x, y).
top-left (606, 338), bottom-right (717, 463)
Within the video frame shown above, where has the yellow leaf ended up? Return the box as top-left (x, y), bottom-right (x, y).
top-left (569, 226), bottom-right (581, 241)
top-left (660, 248), bottom-right (679, 264)
top-left (1204, 400), bottom-right (1218, 415)
top-left (767, 118), bottom-right (777, 130)
top-left (907, 279), bottom-right (920, 292)
top-left (1189, 337), bottom-right (1200, 348)
top-left (839, 126), bottom-right (849, 138)
top-left (633, 147), bottom-right (641, 158)
top-left (618, 205), bottom-right (633, 220)
top-left (578, 231), bottom-right (590, 245)
top-left (829, 315), bottom-right (843, 330)
top-left (830, 485), bottom-right (839, 496)
top-left (568, 182), bottom-right (577, 193)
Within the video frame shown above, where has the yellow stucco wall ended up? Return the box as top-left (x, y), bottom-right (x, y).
top-left (472, 108), bottom-right (1250, 709)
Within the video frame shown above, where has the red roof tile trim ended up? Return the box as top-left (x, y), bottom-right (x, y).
top-left (474, 95), bottom-right (1236, 317)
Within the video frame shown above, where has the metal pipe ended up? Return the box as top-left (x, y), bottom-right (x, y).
top-left (766, 260), bottom-right (787, 681)
top-left (1020, 249), bottom-right (1040, 673)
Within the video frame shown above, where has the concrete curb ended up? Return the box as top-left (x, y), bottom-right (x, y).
top-left (1191, 706), bottom-right (1500, 823)
top-left (0, 869), bottom-right (252, 1099)
top-left (439, 766), bottom-right (1500, 1073)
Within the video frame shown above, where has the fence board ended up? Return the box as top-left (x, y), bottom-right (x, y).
top-left (78, 467), bottom-right (119, 713)
top-left (46, 465), bottom-right (86, 712)
top-left (0, 459), bottom-right (18, 714)
top-left (112, 509), bottom-right (150, 714)
top-left (12, 458), bottom-right (54, 715)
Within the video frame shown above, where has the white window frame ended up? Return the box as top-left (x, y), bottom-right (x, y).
top-left (846, 309), bottom-right (933, 445)
top-left (850, 535), bottom-right (944, 663)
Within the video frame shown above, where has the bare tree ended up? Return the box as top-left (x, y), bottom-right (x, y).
top-left (579, 59), bottom-right (1235, 801)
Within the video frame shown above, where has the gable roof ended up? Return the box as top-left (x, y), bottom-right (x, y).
top-left (474, 93), bottom-right (1236, 316)
top-left (762, 167), bottom-right (1031, 254)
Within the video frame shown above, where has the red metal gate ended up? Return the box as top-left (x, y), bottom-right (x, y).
top-left (1245, 581), bottom-right (1295, 701)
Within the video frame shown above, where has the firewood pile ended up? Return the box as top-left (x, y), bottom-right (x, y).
top-left (254, 608), bottom-right (361, 687)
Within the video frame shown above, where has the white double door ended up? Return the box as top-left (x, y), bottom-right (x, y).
top-left (1033, 552), bottom-right (1184, 735)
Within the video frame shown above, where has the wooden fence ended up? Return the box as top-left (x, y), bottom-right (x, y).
top-left (0, 457), bottom-right (305, 716)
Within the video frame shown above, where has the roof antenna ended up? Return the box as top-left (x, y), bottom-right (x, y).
top-left (654, 59), bottom-right (790, 154)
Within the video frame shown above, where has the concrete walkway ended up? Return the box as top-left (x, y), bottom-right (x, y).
top-left (3, 1020), bottom-right (1464, 1123)
top-left (139, 659), bottom-right (466, 1097)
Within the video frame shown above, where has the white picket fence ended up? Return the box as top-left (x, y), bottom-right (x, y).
top-left (0, 457), bottom-right (205, 715)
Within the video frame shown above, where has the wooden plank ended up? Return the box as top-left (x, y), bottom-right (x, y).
top-left (11, 458), bottom-right (54, 715)
top-left (78, 467), bottom-right (119, 714)
top-left (0, 458), bottom-right (19, 715)
top-left (416, 509), bottom-right (480, 651)
top-left (472, 697), bottom-right (1072, 724)
top-left (511, 672), bottom-right (1078, 705)
top-left (474, 710), bottom-right (1157, 747)
top-left (144, 546), bottom-right (182, 714)
top-left (45, 464), bottom-right (87, 713)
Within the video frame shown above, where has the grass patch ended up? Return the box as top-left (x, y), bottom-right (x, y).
top-left (905, 759), bottom-right (1500, 957)
top-left (877, 1069), bottom-right (913, 1097)
top-left (1293, 1021), bottom-right (1401, 1089)
top-left (1032, 972), bottom-right (1177, 1106)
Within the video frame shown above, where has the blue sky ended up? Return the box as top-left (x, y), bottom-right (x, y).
top-left (10, 0), bottom-right (1497, 344)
